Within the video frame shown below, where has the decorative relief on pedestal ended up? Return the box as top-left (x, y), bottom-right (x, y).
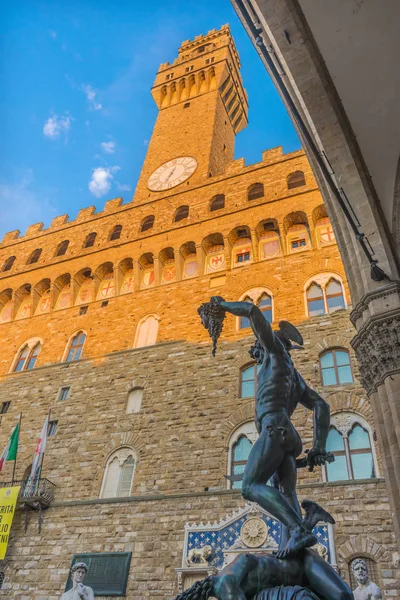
top-left (186, 545), bottom-right (213, 566)
top-left (351, 312), bottom-right (400, 393)
top-left (314, 543), bottom-right (328, 561)
top-left (240, 517), bottom-right (268, 548)
top-left (181, 503), bottom-right (333, 570)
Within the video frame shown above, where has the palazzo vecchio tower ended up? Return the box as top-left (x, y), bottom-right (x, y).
top-left (0, 25), bottom-right (397, 599)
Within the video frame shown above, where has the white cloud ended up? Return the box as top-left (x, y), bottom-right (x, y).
top-left (88, 166), bottom-right (120, 198)
top-left (48, 30), bottom-right (57, 39)
top-left (117, 183), bottom-right (131, 192)
top-left (81, 84), bottom-right (103, 111)
top-left (143, 139), bottom-right (149, 146)
top-left (43, 113), bottom-right (72, 140)
top-left (101, 141), bottom-right (116, 154)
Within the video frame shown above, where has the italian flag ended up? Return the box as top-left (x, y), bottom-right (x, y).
top-left (0, 424), bottom-right (20, 472)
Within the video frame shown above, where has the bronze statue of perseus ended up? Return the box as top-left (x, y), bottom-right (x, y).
top-left (174, 297), bottom-right (353, 600)
top-left (199, 297), bottom-right (335, 558)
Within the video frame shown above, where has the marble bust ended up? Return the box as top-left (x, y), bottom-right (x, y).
top-left (352, 558), bottom-right (382, 600)
top-left (61, 562), bottom-right (95, 600)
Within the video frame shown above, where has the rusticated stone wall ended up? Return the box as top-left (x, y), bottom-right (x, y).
top-left (1, 481), bottom-right (397, 600)
top-left (0, 312), bottom-right (398, 598)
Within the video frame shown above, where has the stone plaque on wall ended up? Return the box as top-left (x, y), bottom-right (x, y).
top-left (65, 552), bottom-right (131, 596)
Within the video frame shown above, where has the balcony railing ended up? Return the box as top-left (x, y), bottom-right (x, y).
top-left (0, 478), bottom-right (56, 509)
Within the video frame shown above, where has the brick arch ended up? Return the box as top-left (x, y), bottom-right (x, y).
top-left (299, 260), bottom-right (345, 284)
top-left (310, 334), bottom-right (353, 362)
top-left (227, 345), bottom-right (254, 370)
top-left (337, 534), bottom-right (386, 563)
top-left (227, 280), bottom-right (279, 300)
top-left (117, 255), bottom-right (135, 266)
top-left (302, 390), bottom-right (372, 430)
top-left (221, 400), bottom-right (256, 448)
top-left (124, 377), bottom-right (148, 392)
top-left (329, 391), bottom-right (372, 420)
top-left (134, 309), bottom-right (162, 323)
top-left (102, 432), bottom-right (146, 459)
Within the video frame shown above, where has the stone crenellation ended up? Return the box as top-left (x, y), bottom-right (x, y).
top-left (0, 147), bottom-right (303, 246)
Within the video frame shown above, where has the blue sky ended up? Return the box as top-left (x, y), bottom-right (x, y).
top-left (0, 0), bottom-right (300, 239)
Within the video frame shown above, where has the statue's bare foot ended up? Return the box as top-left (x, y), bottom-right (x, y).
top-left (275, 525), bottom-right (317, 559)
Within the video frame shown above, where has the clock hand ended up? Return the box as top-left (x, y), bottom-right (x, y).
top-left (165, 166), bottom-right (176, 182)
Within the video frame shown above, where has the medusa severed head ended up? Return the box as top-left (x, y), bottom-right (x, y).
top-left (249, 339), bottom-right (265, 364)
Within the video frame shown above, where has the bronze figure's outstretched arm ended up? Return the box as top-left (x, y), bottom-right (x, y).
top-left (299, 384), bottom-right (332, 470)
top-left (213, 298), bottom-right (277, 352)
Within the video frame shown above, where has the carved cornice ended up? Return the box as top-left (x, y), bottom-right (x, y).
top-left (350, 281), bottom-right (400, 325)
top-left (351, 311), bottom-right (400, 394)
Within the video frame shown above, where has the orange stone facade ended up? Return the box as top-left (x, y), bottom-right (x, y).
top-left (0, 25), bottom-right (397, 600)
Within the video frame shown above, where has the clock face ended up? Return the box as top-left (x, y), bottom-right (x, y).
top-left (148, 156), bottom-right (197, 191)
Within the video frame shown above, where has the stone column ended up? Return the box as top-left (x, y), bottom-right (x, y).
top-left (132, 261), bottom-right (141, 291)
top-left (153, 256), bottom-right (161, 286)
top-left (195, 243), bottom-right (206, 275)
top-left (174, 247), bottom-right (183, 281)
top-left (351, 283), bottom-right (400, 539)
top-left (223, 236), bottom-right (232, 270)
top-left (232, 0), bottom-right (400, 549)
top-left (249, 227), bottom-right (259, 262)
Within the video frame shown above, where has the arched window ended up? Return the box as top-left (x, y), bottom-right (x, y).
top-left (83, 232), bottom-right (96, 248)
top-left (210, 194), bottom-right (225, 211)
top-left (240, 296), bottom-right (253, 329)
top-left (2, 256), bottom-right (16, 271)
top-left (65, 331), bottom-right (86, 362)
top-left (240, 364), bottom-right (261, 398)
top-left (101, 448), bottom-right (136, 498)
top-left (141, 215), bottom-right (155, 232)
top-left (326, 414), bottom-right (377, 482)
top-left (232, 436), bottom-right (253, 488)
top-left (174, 205), bottom-right (189, 222)
top-left (320, 349), bottom-right (353, 386)
top-left (55, 240), bottom-right (69, 257)
top-left (110, 224), bottom-right (122, 241)
top-left (134, 315), bottom-right (159, 348)
top-left (228, 422), bottom-right (259, 489)
top-left (287, 171), bottom-right (306, 189)
top-left (259, 293), bottom-right (272, 324)
top-left (306, 283), bottom-right (325, 316)
top-left (305, 275), bottom-right (346, 317)
top-left (349, 557), bottom-right (380, 591)
top-left (27, 248), bottom-right (42, 265)
top-left (13, 341), bottom-right (41, 372)
top-left (326, 279), bottom-right (345, 312)
top-left (238, 288), bottom-right (273, 329)
top-left (126, 388), bottom-right (143, 414)
top-left (248, 182), bottom-right (264, 201)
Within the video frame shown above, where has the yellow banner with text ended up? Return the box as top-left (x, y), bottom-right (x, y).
top-left (0, 486), bottom-right (20, 559)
